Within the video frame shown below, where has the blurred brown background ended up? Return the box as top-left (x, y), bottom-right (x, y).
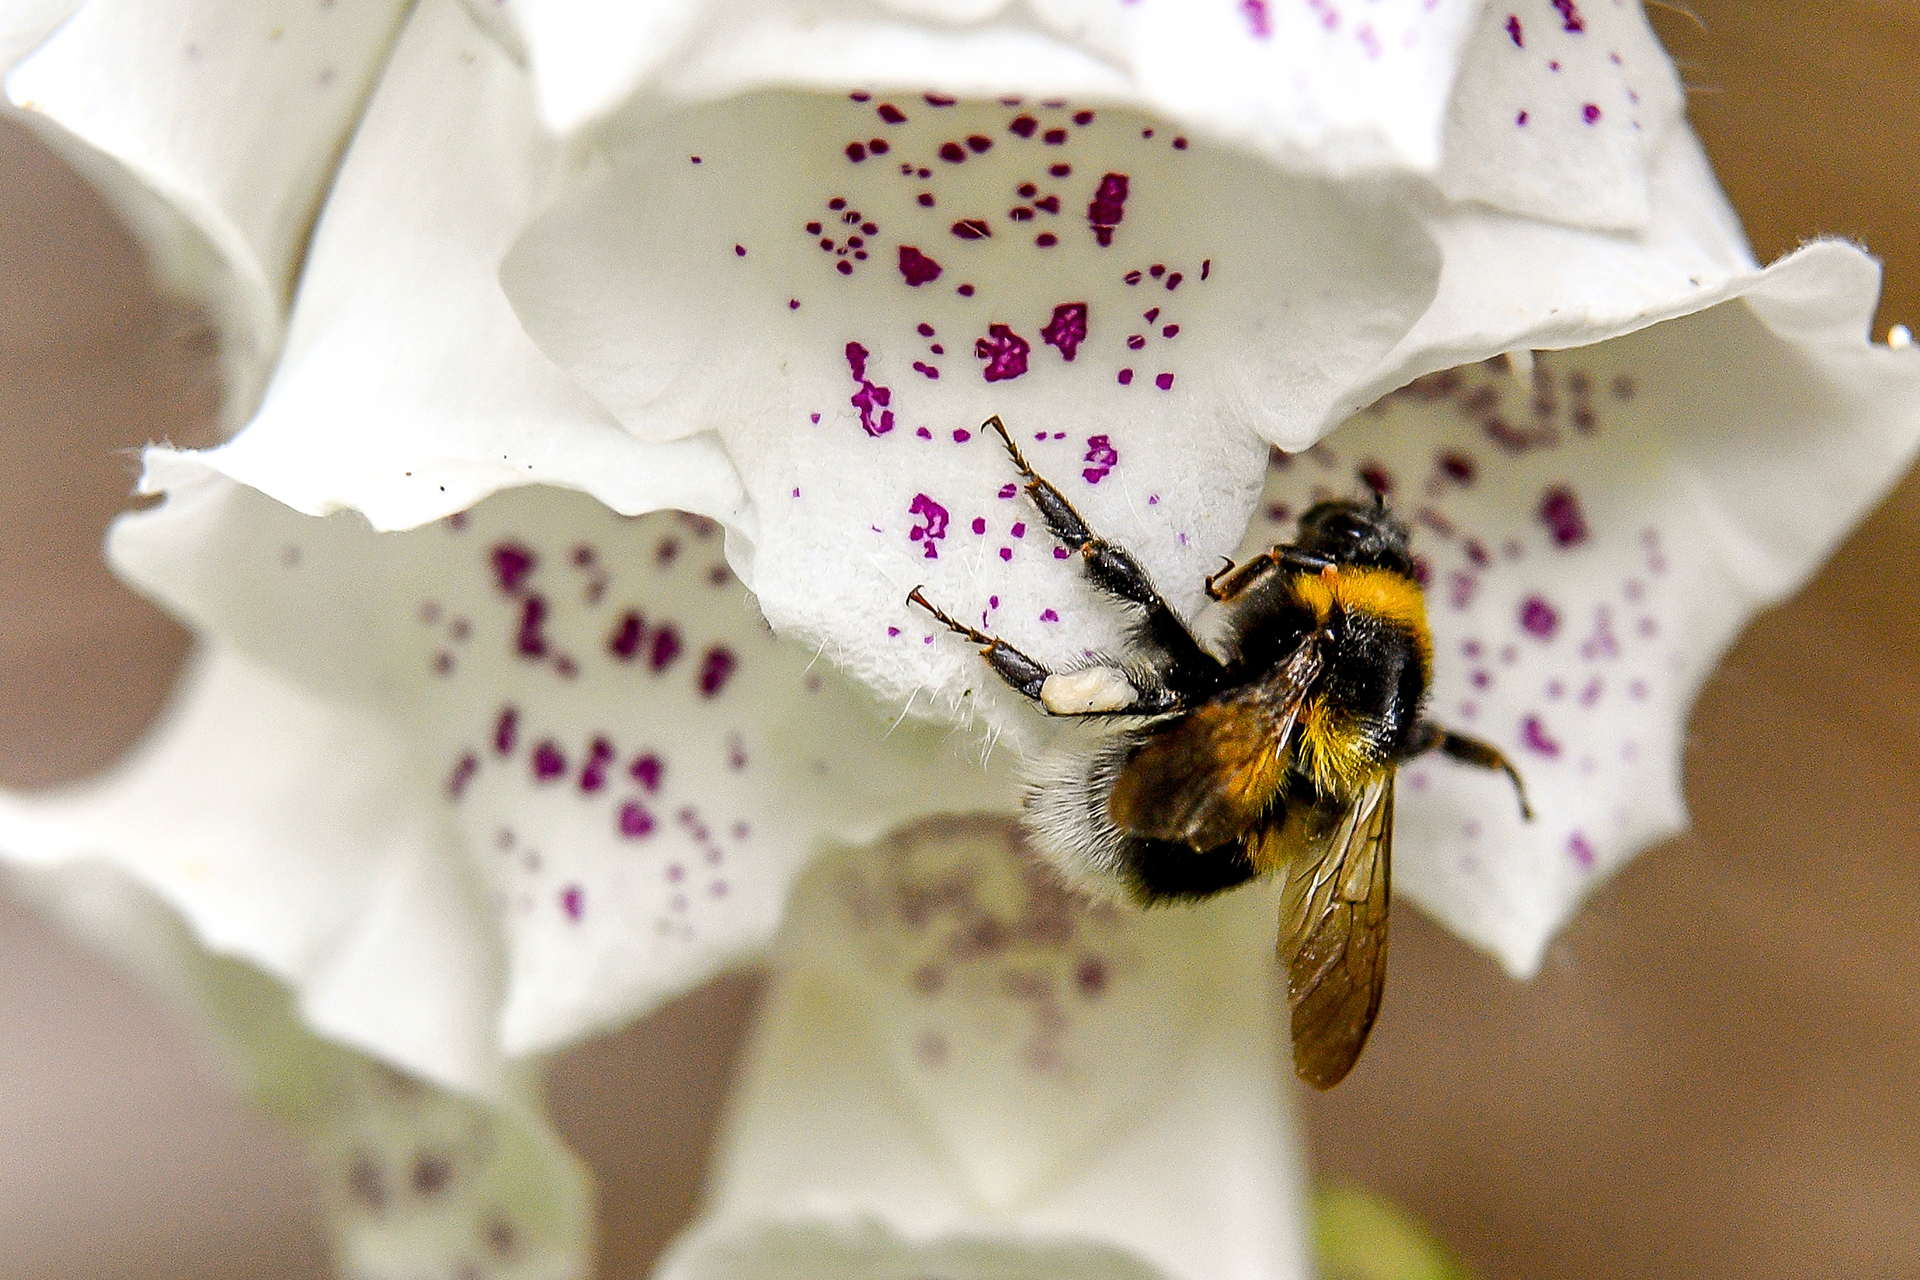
top-left (1, 2), bottom-right (1915, 1277)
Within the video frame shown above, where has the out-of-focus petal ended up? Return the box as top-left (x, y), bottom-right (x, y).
top-left (659, 818), bottom-right (1309, 1280)
top-left (6, 858), bottom-right (592, 1279)
top-left (1244, 241), bottom-right (1920, 975)
top-left (506, 89), bottom-right (1439, 736)
top-left (201, 0), bottom-right (744, 531)
top-left (104, 454), bottom-right (1014, 1060)
top-left (3, 0), bottom-right (410, 422)
top-left (494, 0), bottom-right (1486, 176)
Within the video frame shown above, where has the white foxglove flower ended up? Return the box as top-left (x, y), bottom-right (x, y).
top-left (660, 818), bottom-right (1309, 1280)
top-left (3, 856), bottom-right (592, 1279)
top-left (3, 0), bottom-right (1918, 1274)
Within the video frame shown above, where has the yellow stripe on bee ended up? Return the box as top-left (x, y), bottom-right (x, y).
top-left (1287, 566), bottom-right (1432, 676)
top-left (1298, 699), bottom-right (1389, 800)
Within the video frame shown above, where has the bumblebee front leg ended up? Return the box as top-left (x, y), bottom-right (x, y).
top-left (1206, 546), bottom-right (1338, 601)
top-left (907, 587), bottom-right (1167, 715)
top-left (1408, 722), bottom-right (1534, 820)
top-left (982, 415), bottom-right (1221, 692)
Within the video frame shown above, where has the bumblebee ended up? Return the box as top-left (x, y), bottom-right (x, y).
top-left (910, 416), bottom-right (1531, 1088)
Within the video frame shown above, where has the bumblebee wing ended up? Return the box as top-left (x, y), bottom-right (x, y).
top-left (1107, 641), bottom-right (1321, 849)
top-left (1274, 770), bottom-right (1393, 1090)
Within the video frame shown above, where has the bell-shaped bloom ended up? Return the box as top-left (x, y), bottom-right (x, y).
top-left (3, 0), bottom-right (1919, 1272)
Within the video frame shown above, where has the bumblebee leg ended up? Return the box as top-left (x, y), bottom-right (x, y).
top-left (908, 587), bottom-right (1172, 715)
top-left (1409, 723), bottom-right (1533, 820)
top-left (907, 587), bottom-right (1051, 699)
top-left (982, 415), bottom-right (1223, 693)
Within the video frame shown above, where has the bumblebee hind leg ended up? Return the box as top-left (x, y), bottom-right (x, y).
top-left (1408, 722), bottom-right (1533, 820)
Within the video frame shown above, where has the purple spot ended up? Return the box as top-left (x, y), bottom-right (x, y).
top-left (1538, 485), bottom-right (1591, 547)
top-left (999, 547), bottom-right (1013, 561)
top-left (1053, 547), bottom-right (1070, 559)
top-left (952, 428), bottom-right (971, 442)
top-left (1127, 334), bottom-right (1146, 351)
top-left (609, 610), bottom-right (644, 660)
top-left (1162, 324), bottom-right (1180, 338)
top-left (909, 493), bottom-right (951, 559)
top-left (1552, 0), bottom-right (1585, 32)
top-left (1449, 572), bottom-right (1477, 610)
top-left (1035, 232), bottom-right (1058, 247)
top-left (618, 801), bottom-right (656, 839)
top-left (1117, 368), bottom-right (1133, 385)
top-left (1172, 136), bottom-right (1188, 150)
top-left (1087, 172), bottom-right (1129, 247)
top-left (1040, 608), bottom-right (1060, 622)
top-left (1439, 451), bottom-right (1477, 484)
top-left (532, 740), bottom-right (567, 781)
top-left (1521, 715), bottom-right (1562, 757)
top-left (1516, 109), bottom-right (1530, 127)
top-left (580, 736), bottom-right (614, 792)
top-left (1358, 461), bottom-right (1393, 496)
top-left (877, 102), bottom-right (906, 123)
top-left (1505, 13), bottom-right (1522, 45)
top-left (1154, 372), bottom-right (1175, 391)
top-left (966, 133), bottom-right (992, 153)
top-left (998, 483), bottom-right (1018, 499)
top-left (951, 218), bottom-right (992, 241)
top-left (698, 646), bottom-right (738, 697)
top-left (733, 243), bottom-right (747, 256)
top-left (939, 141), bottom-right (966, 163)
top-left (516, 595), bottom-right (549, 658)
top-left (1043, 127), bottom-right (1067, 145)
top-left (493, 707), bottom-right (519, 755)
top-left (917, 192), bottom-right (935, 207)
top-left (971, 517), bottom-right (988, 535)
top-left (845, 141), bottom-right (866, 162)
top-left (1520, 596), bottom-right (1560, 639)
top-left (897, 245), bottom-right (943, 286)
top-left (1040, 302), bottom-right (1088, 361)
top-left (1011, 522), bottom-right (1026, 538)
top-left (845, 342), bottom-right (896, 436)
top-left (1082, 434), bottom-right (1119, 484)
top-left (560, 884), bottom-right (584, 921)
top-left (1149, 264), bottom-right (1165, 279)
top-left (975, 324), bottom-right (1031, 382)
top-left (447, 752), bottom-right (478, 799)
top-left (1075, 956), bottom-right (1111, 995)
top-left (912, 360), bottom-right (941, 379)
top-left (1583, 103), bottom-right (1601, 124)
top-left (1568, 832), bottom-right (1597, 869)
top-left (490, 542), bottom-right (537, 595)
top-left (1009, 114), bottom-right (1038, 137)
top-left (650, 624), bottom-right (683, 671)
top-left (1242, 0), bottom-right (1272, 37)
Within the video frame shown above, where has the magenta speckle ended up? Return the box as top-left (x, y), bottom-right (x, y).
top-left (1011, 522), bottom-right (1026, 538)
top-left (532, 740), bottom-right (566, 781)
top-left (1117, 368), bottom-right (1133, 385)
top-left (493, 706), bottom-right (518, 755)
top-left (1035, 232), bottom-right (1057, 247)
top-left (1552, 0), bottom-right (1585, 32)
top-left (967, 133), bottom-right (992, 153)
top-left (897, 245), bottom-right (943, 286)
top-left (1520, 716), bottom-right (1562, 757)
top-left (580, 736), bottom-right (614, 792)
top-left (1568, 832), bottom-right (1597, 869)
top-left (447, 752), bottom-right (477, 799)
top-left (630, 752), bottom-right (662, 792)
top-left (938, 140), bottom-right (966, 163)
top-left (1040, 302), bottom-right (1088, 361)
top-left (998, 547), bottom-right (1013, 561)
top-left (998, 483), bottom-right (1018, 499)
top-left (975, 324), bottom-right (1031, 382)
top-left (1054, 547), bottom-right (1070, 560)
top-left (1154, 372), bottom-right (1175, 391)
top-left (971, 517), bottom-right (988, 535)
top-left (1241, 0), bottom-right (1272, 38)
top-left (619, 801), bottom-right (656, 839)
top-left (560, 884), bottom-right (584, 921)
top-left (909, 493), bottom-right (951, 559)
top-left (1086, 172), bottom-right (1129, 247)
top-left (1505, 13), bottom-right (1522, 45)
top-left (1082, 434), bottom-right (1119, 485)
top-left (1520, 596), bottom-right (1560, 639)
top-left (515, 594), bottom-right (549, 658)
top-left (1538, 485), bottom-right (1591, 547)
top-left (1008, 114), bottom-right (1037, 137)
top-left (846, 341), bottom-right (895, 436)
top-left (1162, 324), bottom-right (1180, 338)
top-left (733, 243), bottom-right (746, 256)
top-left (1127, 334), bottom-right (1145, 351)
top-left (698, 646), bottom-right (738, 698)
top-left (877, 102), bottom-right (906, 123)
top-left (952, 428), bottom-right (972, 443)
top-left (1583, 103), bottom-right (1601, 124)
top-left (845, 141), bottom-right (866, 163)
top-left (951, 218), bottom-right (992, 241)
top-left (490, 542), bottom-right (536, 594)
top-left (1516, 110), bottom-right (1530, 127)
top-left (650, 624), bottom-right (683, 672)
top-left (609, 610), bottom-right (643, 660)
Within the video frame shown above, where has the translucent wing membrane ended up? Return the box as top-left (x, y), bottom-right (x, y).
top-left (1107, 641), bottom-right (1320, 848)
top-left (1272, 772), bottom-right (1393, 1089)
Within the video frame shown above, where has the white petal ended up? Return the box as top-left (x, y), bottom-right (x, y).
top-left (1242, 240), bottom-right (1920, 975)
top-left (499, 0), bottom-right (1487, 175)
top-left (111, 454), bottom-right (1016, 1059)
top-left (1361, 123), bottom-right (1756, 405)
top-left (1436, 0), bottom-right (1685, 230)
top-left (661, 818), bottom-right (1309, 1280)
top-left (505, 90), bottom-right (1439, 737)
top-left (3, 0), bottom-right (410, 423)
top-left (0, 0), bottom-right (78, 70)
top-left (0, 643), bottom-right (508, 1097)
top-left (5, 857), bottom-right (592, 1279)
top-left (201, 0), bottom-right (743, 532)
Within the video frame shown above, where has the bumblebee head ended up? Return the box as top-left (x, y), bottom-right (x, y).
top-left (1293, 498), bottom-right (1416, 576)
